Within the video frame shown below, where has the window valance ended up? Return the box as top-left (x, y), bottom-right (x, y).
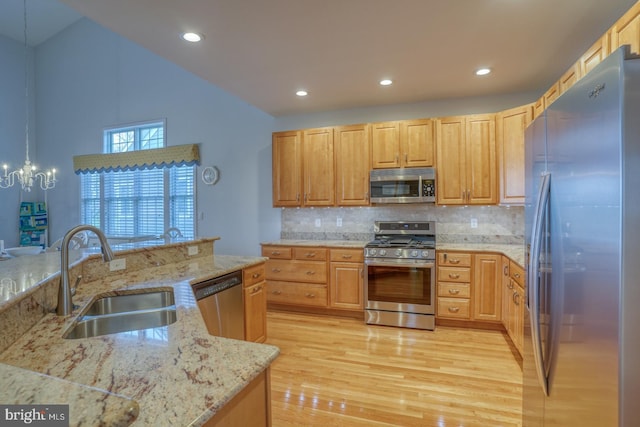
top-left (73, 144), bottom-right (200, 174)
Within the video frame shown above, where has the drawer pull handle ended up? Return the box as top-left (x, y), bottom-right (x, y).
top-left (503, 265), bottom-right (509, 275)
top-left (508, 281), bottom-right (514, 289)
top-left (305, 293), bottom-right (315, 298)
top-left (448, 307), bottom-right (460, 313)
top-left (271, 268), bottom-right (281, 273)
top-left (252, 272), bottom-right (262, 279)
top-left (342, 254), bottom-right (353, 259)
top-left (305, 252), bottom-right (316, 258)
top-left (514, 273), bottom-right (521, 279)
top-left (252, 286), bottom-right (262, 294)
top-left (272, 290), bottom-right (282, 295)
top-left (449, 258), bottom-right (461, 264)
top-left (513, 291), bottom-right (520, 305)
top-left (271, 251), bottom-right (281, 256)
top-left (306, 271), bottom-right (316, 275)
top-left (448, 289), bottom-right (460, 295)
top-left (448, 273), bottom-right (460, 279)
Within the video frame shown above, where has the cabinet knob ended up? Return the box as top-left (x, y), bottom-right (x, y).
top-left (305, 252), bottom-right (316, 258)
top-left (514, 273), bottom-right (521, 279)
top-left (448, 289), bottom-right (460, 295)
top-left (448, 307), bottom-right (460, 313)
top-left (271, 251), bottom-right (281, 256)
top-left (342, 254), bottom-right (353, 259)
top-left (448, 273), bottom-right (460, 279)
top-left (449, 258), bottom-right (460, 264)
top-left (252, 272), bottom-right (262, 279)
top-left (252, 285), bottom-right (262, 294)
top-left (305, 293), bottom-right (316, 298)
top-left (306, 270), bottom-right (316, 275)
top-left (272, 268), bottom-right (281, 273)
top-left (272, 290), bottom-right (282, 295)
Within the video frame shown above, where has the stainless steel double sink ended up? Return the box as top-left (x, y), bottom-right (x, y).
top-left (64, 290), bottom-right (177, 339)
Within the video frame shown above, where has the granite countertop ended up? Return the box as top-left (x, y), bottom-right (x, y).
top-left (260, 239), bottom-right (525, 267)
top-left (0, 248), bottom-right (279, 427)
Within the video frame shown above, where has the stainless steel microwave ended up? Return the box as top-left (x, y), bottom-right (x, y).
top-left (369, 167), bottom-right (436, 204)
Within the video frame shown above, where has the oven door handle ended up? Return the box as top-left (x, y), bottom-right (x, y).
top-left (365, 260), bottom-right (435, 268)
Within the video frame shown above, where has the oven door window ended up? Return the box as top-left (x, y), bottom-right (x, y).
top-left (370, 180), bottom-right (420, 199)
top-left (367, 264), bottom-right (432, 305)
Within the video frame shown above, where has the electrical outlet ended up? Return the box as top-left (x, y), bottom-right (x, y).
top-left (188, 246), bottom-right (199, 256)
top-left (315, 218), bottom-right (321, 227)
top-left (337, 217), bottom-right (343, 227)
top-left (109, 258), bottom-right (126, 271)
top-left (470, 218), bottom-right (478, 229)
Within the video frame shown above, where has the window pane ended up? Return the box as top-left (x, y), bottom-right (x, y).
top-left (80, 173), bottom-right (101, 228)
top-left (140, 126), bottom-right (164, 150)
top-left (110, 131), bottom-right (134, 153)
top-left (170, 166), bottom-right (195, 239)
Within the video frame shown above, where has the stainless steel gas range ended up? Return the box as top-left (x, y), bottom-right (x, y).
top-left (364, 221), bottom-right (436, 330)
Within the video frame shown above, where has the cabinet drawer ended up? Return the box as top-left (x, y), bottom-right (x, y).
top-left (244, 262), bottom-right (266, 287)
top-left (330, 248), bottom-right (364, 262)
top-left (293, 247), bottom-right (327, 261)
top-left (510, 261), bottom-right (525, 287)
top-left (437, 297), bottom-right (471, 319)
top-left (261, 246), bottom-right (292, 259)
top-left (265, 259), bottom-right (327, 283)
top-left (437, 266), bottom-right (471, 283)
top-left (437, 282), bottom-right (471, 298)
top-left (267, 281), bottom-right (328, 307)
top-left (438, 252), bottom-right (472, 267)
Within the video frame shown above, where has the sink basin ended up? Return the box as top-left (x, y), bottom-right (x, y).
top-left (84, 290), bottom-right (175, 315)
top-left (63, 290), bottom-right (177, 339)
top-left (64, 307), bottom-right (177, 339)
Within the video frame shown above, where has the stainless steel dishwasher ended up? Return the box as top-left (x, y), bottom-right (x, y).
top-left (192, 270), bottom-right (245, 340)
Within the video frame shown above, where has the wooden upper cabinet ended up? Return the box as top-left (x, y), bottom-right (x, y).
top-left (272, 131), bottom-right (302, 207)
top-left (302, 127), bottom-right (335, 206)
top-left (435, 116), bottom-right (467, 205)
top-left (400, 119), bottom-right (435, 167)
top-left (543, 82), bottom-right (560, 108)
top-left (496, 104), bottom-right (533, 205)
top-left (611, 1), bottom-right (640, 56)
top-left (371, 119), bottom-right (434, 169)
top-left (371, 121), bottom-right (401, 168)
top-left (335, 124), bottom-right (370, 206)
top-left (581, 32), bottom-right (610, 76)
top-left (533, 97), bottom-right (545, 120)
top-left (559, 62), bottom-right (581, 95)
top-left (466, 114), bottom-right (497, 205)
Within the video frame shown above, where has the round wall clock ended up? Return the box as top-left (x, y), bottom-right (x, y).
top-left (201, 166), bottom-right (220, 185)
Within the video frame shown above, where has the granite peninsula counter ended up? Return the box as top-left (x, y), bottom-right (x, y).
top-left (0, 239), bottom-right (279, 426)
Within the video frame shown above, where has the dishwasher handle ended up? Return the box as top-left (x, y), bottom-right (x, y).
top-left (192, 271), bottom-right (243, 300)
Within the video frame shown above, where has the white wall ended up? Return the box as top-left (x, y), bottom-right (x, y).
top-left (33, 19), bottom-right (280, 256)
top-left (0, 35), bottom-right (37, 248)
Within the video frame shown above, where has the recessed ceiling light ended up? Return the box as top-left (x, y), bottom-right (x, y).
top-left (296, 90), bottom-right (308, 97)
top-left (379, 79), bottom-right (393, 86)
top-left (475, 68), bottom-right (491, 76)
top-left (181, 32), bottom-right (204, 42)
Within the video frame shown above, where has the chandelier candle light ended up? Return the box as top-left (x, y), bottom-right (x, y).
top-left (0, 0), bottom-right (56, 192)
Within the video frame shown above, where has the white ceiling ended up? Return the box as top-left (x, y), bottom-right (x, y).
top-left (1, 0), bottom-right (638, 116)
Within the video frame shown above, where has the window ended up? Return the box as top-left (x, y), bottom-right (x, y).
top-left (80, 120), bottom-right (195, 240)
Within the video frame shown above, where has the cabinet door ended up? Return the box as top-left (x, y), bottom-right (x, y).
top-left (559, 62), bottom-right (581, 95)
top-left (302, 127), bottom-right (335, 206)
top-left (400, 119), bottom-right (435, 167)
top-left (497, 105), bottom-right (532, 205)
top-left (543, 82), bottom-right (560, 109)
top-left (580, 33), bottom-right (610, 77)
top-left (436, 117), bottom-right (466, 204)
top-left (371, 121), bottom-right (400, 169)
top-left (272, 131), bottom-right (302, 207)
top-left (466, 114), bottom-right (497, 205)
top-left (473, 253), bottom-right (501, 322)
top-left (329, 262), bottom-right (364, 310)
top-left (335, 124), bottom-right (370, 206)
top-left (244, 281), bottom-right (267, 343)
top-left (611, 2), bottom-right (640, 56)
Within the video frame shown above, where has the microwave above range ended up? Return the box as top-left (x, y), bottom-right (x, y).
top-left (369, 167), bottom-right (435, 204)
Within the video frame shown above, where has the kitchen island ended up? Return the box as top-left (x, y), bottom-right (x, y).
top-left (0, 239), bottom-right (279, 426)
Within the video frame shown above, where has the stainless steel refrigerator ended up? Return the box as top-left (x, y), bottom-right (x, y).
top-left (524, 46), bottom-right (640, 426)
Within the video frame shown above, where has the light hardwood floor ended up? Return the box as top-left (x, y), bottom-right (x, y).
top-left (266, 311), bottom-right (523, 427)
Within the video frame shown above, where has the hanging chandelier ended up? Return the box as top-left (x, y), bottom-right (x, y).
top-left (0, 0), bottom-right (56, 192)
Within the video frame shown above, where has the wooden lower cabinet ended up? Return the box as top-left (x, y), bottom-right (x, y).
top-left (329, 248), bottom-right (364, 311)
top-left (261, 244), bottom-right (364, 315)
top-left (204, 368), bottom-right (271, 427)
top-left (243, 263), bottom-right (267, 343)
top-left (437, 251), bottom-right (502, 325)
top-left (502, 259), bottom-right (525, 355)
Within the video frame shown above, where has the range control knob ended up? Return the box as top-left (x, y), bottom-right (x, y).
top-left (422, 250), bottom-right (430, 258)
top-left (379, 249), bottom-right (387, 256)
top-left (395, 249), bottom-right (402, 257)
top-left (411, 250), bottom-right (419, 257)
top-left (369, 249), bottom-right (377, 256)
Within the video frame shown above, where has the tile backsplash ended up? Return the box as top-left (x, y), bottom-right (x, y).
top-left (280, 205), bottom-right (524, 244)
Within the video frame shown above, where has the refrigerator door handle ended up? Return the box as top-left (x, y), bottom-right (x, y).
top-left (528, 172), bottom-right (551, 396)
